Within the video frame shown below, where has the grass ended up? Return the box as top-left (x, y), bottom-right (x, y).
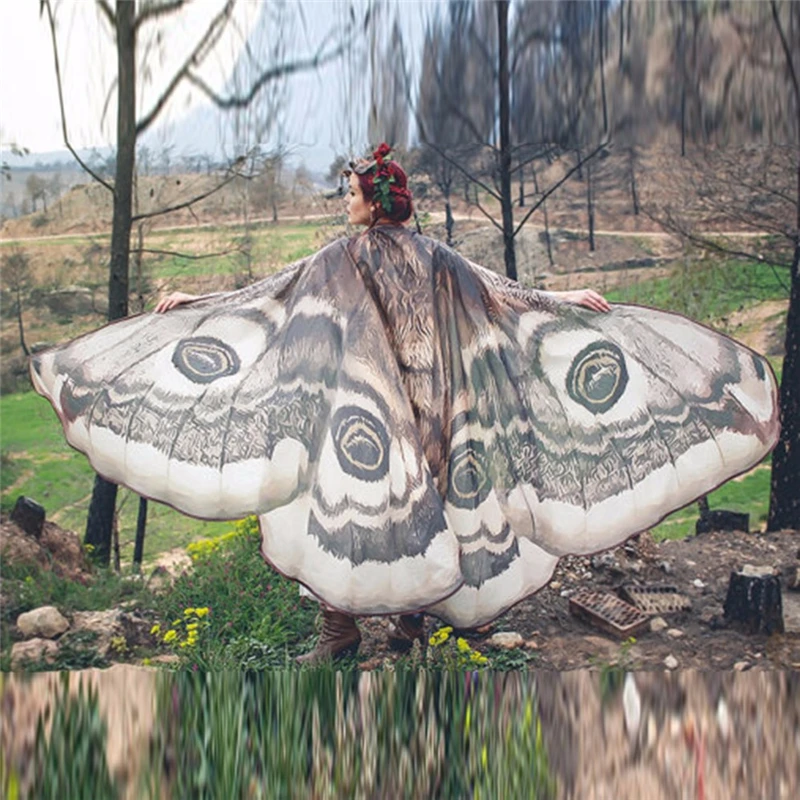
top-left (651, 461), bottom-right (772, 541)
top-left (606, 257), bottom-right (789, 323)
top-left (1, 391), bottom-right (232, 565)
top-left (148, 518), bottom-right (318, 669)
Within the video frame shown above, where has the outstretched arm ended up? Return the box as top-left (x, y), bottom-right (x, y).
top-left (550, 289), bottom-right (610, 313)
top-left (155, 291), bottom-right (206, 313)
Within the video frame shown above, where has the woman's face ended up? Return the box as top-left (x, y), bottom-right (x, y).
top-left (346, 173), bottom-right (372, 226)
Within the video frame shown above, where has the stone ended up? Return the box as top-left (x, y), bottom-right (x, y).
top-left (650, 616), bottom-right (668, 633)
top-left (44, 286), bottom-right (95, 316)
top-left (11, 638), bottom-right (59, 668)
top-left (71, 609), bottom-right (153, 657)
top-left (692, 579), bottom-right (705, 589)
top-left (549, 581), bottom-right (562, 591)
top-left (487, 631), bottom-right (524, 649)
top-left (71, 610), bottom-right (124, 658)
top-left (659, 560), bottom-right (673, 574)
top-left (146, 566), bottom-right (174, 593)
top-left (664, 654), bottom-right (679, 670)
top-left (622, 674), bottom-right (641, 741)
top-left (785, 567), bottom-right (800, 590)
top-left (716, 698), bottom-right (731, 741)
top-left (17, 606), bottom-right (69, 638)
top-left (10, 496), bottom-right (46, 538)
top-left (524, 639), bottom-right (539, 650)
top-left (666, 628), bottom-right (685, 639)
top-left (734, 661), bottom-right (750, 672)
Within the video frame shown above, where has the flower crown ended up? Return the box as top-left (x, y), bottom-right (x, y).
top-left (349, 143), bottom-right (396, 213)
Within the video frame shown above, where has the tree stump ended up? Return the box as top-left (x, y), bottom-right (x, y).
top-left (695, 496), bottom-right (749, 535)
top-left (723, 565), bottom-right (784, 635)
top-left (11, 496), bottom-right (45, 538)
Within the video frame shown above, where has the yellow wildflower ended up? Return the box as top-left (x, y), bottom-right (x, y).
top-left (456, 637), bottom-right (471, 653)
top-left (184, 608), bottom-right (195, 616)
top-left (172, 619), bottom-right (182, 627)
top-left (163, 629), bottom-right (178, 643)
top-left (186, 623), bottom-right (199, 631)
top-left (195, 607), bottom-right (210, 618)
top-left (150, 624), bottom-right (161, 635)
top-left (428, 626), bottom-right (453, 646)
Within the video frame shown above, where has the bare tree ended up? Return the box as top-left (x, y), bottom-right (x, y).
top-left (1, 247), bottom-right (33, 357)
top-left (42, 0), bottom-right (350, 566)
top-left (417, 0), bottom-right (606, 279)
top-left (646, 0), bottom-right (799, 530)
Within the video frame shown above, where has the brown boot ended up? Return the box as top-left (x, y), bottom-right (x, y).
top-left (296, 608), bottom-right (361, 665)
top-left (387, 613), bottom-right (425, 652)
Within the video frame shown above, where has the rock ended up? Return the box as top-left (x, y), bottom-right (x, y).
top-left (784, 566), bottom-right (800, 590)
top-left (591, 552), bottom-right (619, 571)
top-left (10, 497), bottom-right (46, 538)
top-left (17, 606), bottom-right (69, 638)
top-left (146, 566), bottom-right (174, 593)
top-left (71, 610), bottom-right (124, 658)
top-left (622, 674), bottom-right (641, 742)
top-left (148, 653), bottom-right (180, 666)
top-left (11, 638), bottom-right (59, 668)
top-left (71, 609), bottom-right (154, 657)
top-left (659, 560), bottom-right (672, 575)
top-left (741, 564), bottom-right (776, 577)
top-left (664, 654), bottom-right (679, 670)
top-left (487, 632), bottom-right (524, 649)
top-left (692, 579), bottom-right (705, 589)
top-left (524, 639), bottom-right (539, 650)
top-left (734, 661), bottom-right (750, 672)
top-left (44, 286), bottom-right (95, 316)
top-left (717, 698), bottom-right (731, 741)
top-left (549, 581), bottom-right (562, 591)
top-left (650, 616), bottom-right (668, 633)
top-left (666, 628), bottom-right (685, 639)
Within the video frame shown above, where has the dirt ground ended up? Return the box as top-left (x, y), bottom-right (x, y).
top-left (357, 526), bottom-right (800, 673)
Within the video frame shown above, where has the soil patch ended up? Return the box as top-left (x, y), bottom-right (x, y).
top-left (357, 527), bottom-right (800, 672)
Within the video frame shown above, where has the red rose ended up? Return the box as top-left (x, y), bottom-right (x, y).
top-left (373, 143), bottom-right (392, 161)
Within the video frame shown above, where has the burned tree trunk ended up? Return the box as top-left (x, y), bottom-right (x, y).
top-left (723, 566), bottom-right (784, 635)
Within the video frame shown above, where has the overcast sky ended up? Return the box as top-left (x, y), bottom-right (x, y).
top-left (0, 0), bottom-right (433, 175)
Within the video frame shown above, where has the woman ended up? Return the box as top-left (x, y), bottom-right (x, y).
top-left (30, 145), bottom-right (779, 664)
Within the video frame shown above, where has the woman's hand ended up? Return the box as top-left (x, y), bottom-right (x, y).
top-left (557, 289), bottom-right (611, 313)
top-left (154, 291), bottom-right (198, 313)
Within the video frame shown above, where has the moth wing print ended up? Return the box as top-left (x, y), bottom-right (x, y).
top-left (30, 242), bottom-right (462, 615)
top-left (512, 303), bottom-right (779, 558)
top-left (426, 254), bottom-right (779, 627)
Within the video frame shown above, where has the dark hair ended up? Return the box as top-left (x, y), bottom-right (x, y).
top-left (346, 144), bottom-right (414, 224)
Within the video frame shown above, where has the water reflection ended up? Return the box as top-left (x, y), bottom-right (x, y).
top-left (2, 667), bottom-right (798, 798)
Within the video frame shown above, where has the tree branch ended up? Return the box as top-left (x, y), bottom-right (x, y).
top-left (132, 246), bottom-right (240, 260)
top-left (419, 139), bottom-right (500, 201)
top-left (135, 0), bottom-right (188, 31)
top-left (136, 0), bottom-right (235, 136)
top-left (185, 38), bottom-right (348, 109)
top-left (513, 141), bottom-right (607, 238)
top-left (472, 187), bottom-right (504, 232)
top-left (42, 0), bottom-right (114, 193)
top-left (131, 169), bottom-right (239, 222)
top-left (96, 0), bottom-right (115, 29)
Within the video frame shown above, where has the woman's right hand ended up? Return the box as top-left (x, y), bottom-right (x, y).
top-left (154, 291), bottom-right (198, 313)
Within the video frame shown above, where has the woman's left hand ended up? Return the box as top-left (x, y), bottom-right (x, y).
top-left (559, 289), bottom-right (611, 313)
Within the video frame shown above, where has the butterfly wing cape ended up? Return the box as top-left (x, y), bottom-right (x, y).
top-left (30, 226), bottom-right (780, 626)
